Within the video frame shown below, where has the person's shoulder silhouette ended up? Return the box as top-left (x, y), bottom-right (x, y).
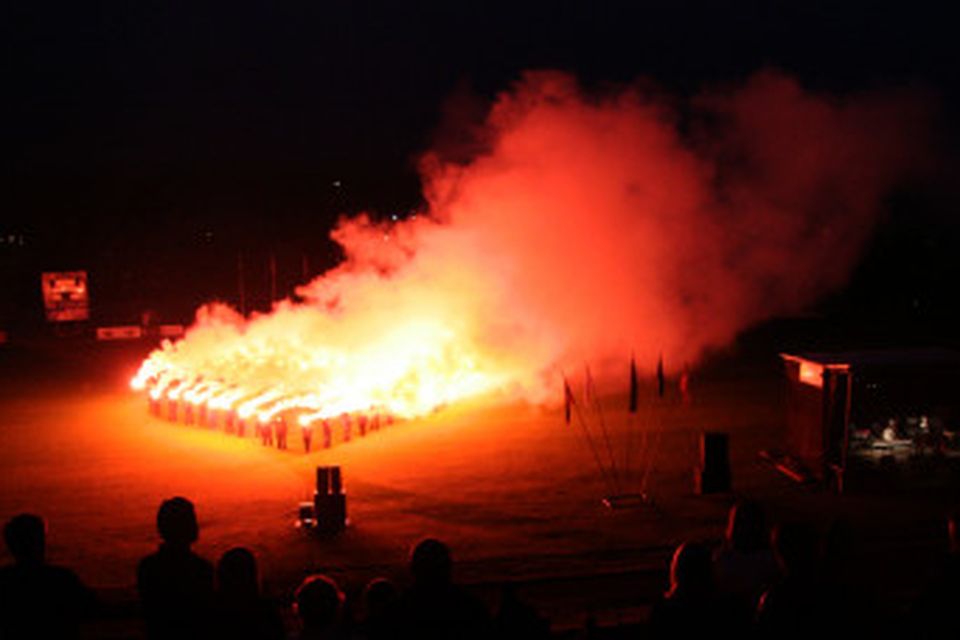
top-left (495, 583), bottom-right (550, 640)
top-left (650, 541), bottom-right (731, 637)
top-left (756, 521), bottom-right (825, 635)
top-left (0, 513), bottom-right (96, 639)
top-left (713, 501), bottom-right (780, 622)
top-left (213, 546), bottom-right (285, 640)
top-left (137, 497), bottom-right (214, 640)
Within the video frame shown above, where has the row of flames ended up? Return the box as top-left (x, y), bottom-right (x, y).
top-left (129, 355), bottom-right (402, 447)
top-left (127, 296), bottom-right (528, 441)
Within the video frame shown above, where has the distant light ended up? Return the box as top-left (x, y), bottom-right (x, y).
top-left (799, 361), bottom-right (823, 388)
top-left (391, 214), bottom-right (398, 221)
top-left (332, 180), bottom-right (342, 188)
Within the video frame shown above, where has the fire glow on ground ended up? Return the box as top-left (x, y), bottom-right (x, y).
top-left (1, 346), bottom-right (953, 627)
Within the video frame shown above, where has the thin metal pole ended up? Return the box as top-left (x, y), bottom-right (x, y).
top-left (237, 251), bottom-right (246, 315)
top-left (269, 252), bottom-right (277, 302)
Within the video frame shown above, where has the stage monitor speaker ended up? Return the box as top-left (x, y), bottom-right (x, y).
top-left (313, 493), bottom-right (347, 534)
top-left (316, 466), bottom-right (343, 495)
top-left (330, 467), bottom-right (342, 494)
top-left (313, 467), bottom-right (346, 533)
top-left (317, 467), bottom-right (329, 495)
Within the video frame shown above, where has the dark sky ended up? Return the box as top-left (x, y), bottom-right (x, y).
top-left (4, 1), bottom-right (959, 326)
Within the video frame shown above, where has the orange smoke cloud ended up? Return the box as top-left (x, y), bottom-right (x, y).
top-left (135, 70), bottom-right (931, 414)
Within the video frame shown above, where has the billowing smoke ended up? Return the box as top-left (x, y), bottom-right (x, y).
top-left (141, 70), bottom-right (930, 412)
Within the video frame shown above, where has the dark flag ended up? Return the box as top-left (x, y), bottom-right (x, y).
top-left (629, 356), bottom-right (639, 413)
top-left (564, 378), bottom-right (573, 425)
top-left (656, 354), bottom-right (665, 399)
top-left (680, 366), bottom-right (691, 405)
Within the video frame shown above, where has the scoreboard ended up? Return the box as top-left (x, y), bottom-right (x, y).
top-left (41, 271), bottom-right (89, 322)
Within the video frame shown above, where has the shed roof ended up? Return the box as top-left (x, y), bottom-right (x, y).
top-left (780, 348), bottom-right (960, 368)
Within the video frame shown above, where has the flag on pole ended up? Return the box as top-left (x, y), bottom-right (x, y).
top-left (680, 366), bottom-right (691, 405)
top-left (656, 354), bottom-right (665, 399)
top-left (564, 378), bottom-right (573, 425)
top-left (629, 356), bottom-right (639, 413)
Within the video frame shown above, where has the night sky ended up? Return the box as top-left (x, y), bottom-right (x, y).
top-left (4, 1), bottom-right (959, 331)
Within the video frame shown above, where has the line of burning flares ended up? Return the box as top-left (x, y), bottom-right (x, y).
top-left (127, 310), bottom-right (518, 448)
top-left (130, 363), bottom-right (398, 449)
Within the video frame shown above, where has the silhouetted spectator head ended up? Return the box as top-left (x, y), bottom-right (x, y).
top-left (295, 574), bottom-right (344, 631)
top-left (667, 541), bottom-right (713, 599)
top-left (771, 522), bottom-right (819, 577)
top-left (363, 577), bottom-right (398, 619)
top-left (3, 513), bottom-right (45, 565)
top-left (217, 547), bottom-right (259, 600)
top-left (156, 497), bottom-right (199, 548)
top-left (410, 538), bottom-right (452, 588)
top-left (725, 500), bottom-right (768, 553)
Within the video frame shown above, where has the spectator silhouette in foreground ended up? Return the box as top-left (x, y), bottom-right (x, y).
top-left (214, 547), bottom-right (285, 640)
top-left (820, 518), bottom-right (875, 634)
top-left (755, 521), bottom-right (825, 637)
top-left (713, 500), bottom-right (780, 621)
top-left (294, 573), bottom-right (346, 640)
top-left (358, 577), bottom-right (400, 640)
top-left (137, 497), bottom-right (214, 639)
top-left (494, 583), bottom-right (550, 640)
top-left (912, 509), bottom-right (960, 636)
top-left (0, 513), bottom-right (96, 639)
top-left (649, 541), bottom-right (737, 637)
top-left (397, 538), bottom-right (491, 639)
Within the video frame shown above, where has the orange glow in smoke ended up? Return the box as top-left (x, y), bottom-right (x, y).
top-left (130, 71), bottom-right (927, 425)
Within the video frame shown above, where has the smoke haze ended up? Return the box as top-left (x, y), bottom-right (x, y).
top-left (162, 70), bottom-right (931, 408)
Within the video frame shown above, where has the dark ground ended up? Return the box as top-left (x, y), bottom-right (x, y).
top-left (0, 332), bottom-right (956, 637)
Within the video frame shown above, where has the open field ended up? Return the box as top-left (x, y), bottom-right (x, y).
top-left (0, 339), bottom-right (956, 630)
